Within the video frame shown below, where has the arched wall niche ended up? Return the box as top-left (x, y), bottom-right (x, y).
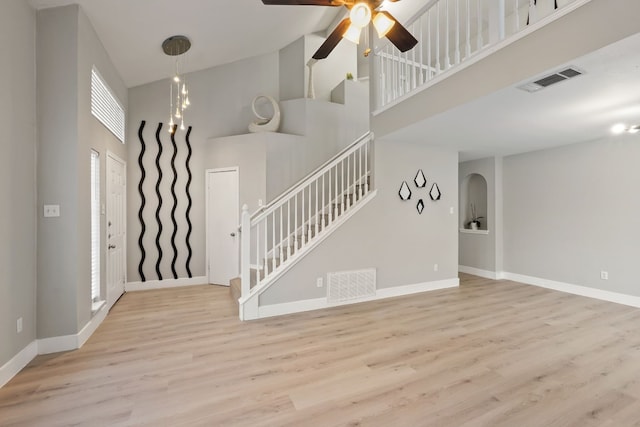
top-left (460, 173), bottom-right (488, 230)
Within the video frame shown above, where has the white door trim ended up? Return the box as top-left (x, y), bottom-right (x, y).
top-left (205, 167), bottom-right (240, 286)
top-left (106, 151), bottom-right (127, 309)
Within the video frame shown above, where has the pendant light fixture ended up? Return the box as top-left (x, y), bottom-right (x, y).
top-left (162, 35), bottom-right (191, 134)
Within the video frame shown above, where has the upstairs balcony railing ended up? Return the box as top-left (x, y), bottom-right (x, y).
top-left (373, 0), bottom-right (584, 111)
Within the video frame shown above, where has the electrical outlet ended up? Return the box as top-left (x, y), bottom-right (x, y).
top-left (434, 263), bottom-right (439, 272)
top-left (316, 277), bottom-right (323, 288)
top-left (449, 207), bottom-right (454, 214)
top-left (44, 204), bottom-right (60, 217)
top-left (17, 317), bottom-right (23, 334)
top-left (600, 271), bottom-right (609, 280)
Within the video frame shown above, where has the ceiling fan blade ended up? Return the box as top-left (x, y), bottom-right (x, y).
top-left (262, 0), bottom-right (344, 5)
top-left (381, 12), bottom-right (418, 53)
top-left (312, 18), bottom-right (351, 60)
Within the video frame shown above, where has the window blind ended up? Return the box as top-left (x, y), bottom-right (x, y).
top-left (91, 67), bottom-right (125, 143)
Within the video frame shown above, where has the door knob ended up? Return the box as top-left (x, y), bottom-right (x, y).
top-left (230, 232), bottom-right (236, 237)
top-left (108, 244), bottom-right (116, 249)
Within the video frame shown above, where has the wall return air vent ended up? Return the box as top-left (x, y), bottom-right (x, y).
top-left (517, 67), bottom-right (584, 93)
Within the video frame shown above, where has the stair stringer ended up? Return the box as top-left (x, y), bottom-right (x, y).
top-left (239, 190), bottom-right (377, 321)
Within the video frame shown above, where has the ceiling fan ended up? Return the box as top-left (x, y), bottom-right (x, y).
top-left (262, 0), bottom-right (418, 60)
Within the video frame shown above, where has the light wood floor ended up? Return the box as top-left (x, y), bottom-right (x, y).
top-left (2, 274), bottom-right (640, 426)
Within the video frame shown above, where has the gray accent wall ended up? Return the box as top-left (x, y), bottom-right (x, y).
top-left (260, 140), bottom-right (459, 306)
top-left (0, 0), bottom-right (37, 368)
top-left (37, 5), bottom-right (127, 339)
top-left (503, 136), bottom-right (640, 296)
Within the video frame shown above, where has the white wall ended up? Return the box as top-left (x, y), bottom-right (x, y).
top-left (0, 0), bottom-right (37, 368)
top-left (127, 52), bottom-right (369, 283)
top-left (503, 136), bottom-right (640, 295)
top-left (37, 5), bottom-right (127, 339)
top-left (260, 139), bottom-right (459, 305)
top-left (127, 53), bottom-right (280, 282)
top-left (279, 34), bottom-right (357, 103)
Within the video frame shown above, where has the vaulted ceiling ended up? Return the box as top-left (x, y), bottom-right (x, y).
top-left (28, 0), bottom-right (423, 88)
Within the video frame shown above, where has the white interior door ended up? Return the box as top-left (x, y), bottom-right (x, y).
top-left (207, 168), bottom-right (239, 286)
top-left (107, 152), bottom-right (126, 309)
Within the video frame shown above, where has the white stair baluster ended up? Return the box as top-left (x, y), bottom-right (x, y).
top-left (315, 179), bottom-right (319, 235)
top-left (465, 0), bottom-right (471, 58)
top-left (287, 200), bottom-right (292, 258)
top-left (436, 2), bottom-right (441, 73)
top-left (279, 205), bottom-right (283, 260)
top-left (271, 212), bottom-right (275, 272)
top-left (477, 0), bottom-right (483, 50)
top-left (455, 0), bottom-right (460, 64)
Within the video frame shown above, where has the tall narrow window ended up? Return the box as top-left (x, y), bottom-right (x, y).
top-left (91, 150), bottom-right (101, 304)
top-left (91, 66), bottom-right (125, 143)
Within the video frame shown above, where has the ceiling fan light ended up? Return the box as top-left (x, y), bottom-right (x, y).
top-left (342, 24), bottom-right (362, 44)
top-left (629, 125), bottom-right (640, 134)
top-left (373, 12), bottom-right (395, 38)
top-left (350, 3), bottom-right (371, 29)
top-left (611, 123), bottom-right (627, 134)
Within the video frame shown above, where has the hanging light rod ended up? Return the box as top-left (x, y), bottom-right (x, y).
top-left (163, 35), bottom-right (192, 134)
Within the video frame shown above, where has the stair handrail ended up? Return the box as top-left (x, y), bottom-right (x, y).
top-left (249, 131), bottom-right (373, 223)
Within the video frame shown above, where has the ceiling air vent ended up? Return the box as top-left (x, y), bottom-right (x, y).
top-left (517, 67), bottom-right (584, 93)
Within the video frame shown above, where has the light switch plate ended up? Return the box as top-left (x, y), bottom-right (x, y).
top-left (44, 204), bottom-right (60, 217)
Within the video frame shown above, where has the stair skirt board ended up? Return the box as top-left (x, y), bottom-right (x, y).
top-left (241, 190), bottom-right (378, 303)
top-left (257, 278), bottom-right (459, 319)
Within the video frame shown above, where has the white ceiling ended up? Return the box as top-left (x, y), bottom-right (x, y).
top-left (28, 0), bottom-right (423, 88)
top-left (386, 32), bottom-right (640, 161)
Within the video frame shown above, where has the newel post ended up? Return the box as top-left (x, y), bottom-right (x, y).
top-left (240, 204), bottom-right (251, 299)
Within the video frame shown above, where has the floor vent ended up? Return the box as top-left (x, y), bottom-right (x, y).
top-left (517, 66), bottom-right (584, 93)
top-left (327, 268), bottom-right (376, 303)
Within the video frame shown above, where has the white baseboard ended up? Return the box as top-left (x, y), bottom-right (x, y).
top-left (258, 277), bottom-right (459, 319)
top-left (459, 265), bottom-right (499, 280)
top-left (502, 272), bottom-right (640, 308)
top-left (0, 341), bottom-right (38, 388)
top-left (126, 276), bottom-right (208, 292)
top-left (38, 303), bottom-right (109, 355)
top-left (258, 297), bottom-right (327, 318)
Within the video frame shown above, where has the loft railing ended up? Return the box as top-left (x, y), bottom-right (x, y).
top-left (239, 132), bottom-right (375, 302)
top-left (373, 0), bottom-right (583, 110)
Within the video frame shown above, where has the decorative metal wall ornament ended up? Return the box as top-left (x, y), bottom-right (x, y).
top-left (154, 122), bottom-right (164, 280)
top-left (137, 121), bottom-right (147, 282)
top-left (184, 126), bottom-right (193, 278)
top-left (398, 181), bottom-right (412, 200)
top-left (169, 127), bottom-right (179, 279)
top-left (417, 199), bottom-right (424, 214)
top-left (429, 182), bottom-right (441, 201)
top-left (414, 169), bottom-right (426, 188)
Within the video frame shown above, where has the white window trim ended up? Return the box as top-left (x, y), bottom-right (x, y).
top-left (90, 150), bottom-right (103, 309)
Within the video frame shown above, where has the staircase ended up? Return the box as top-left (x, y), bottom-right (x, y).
top-left (232, 132), bottom-right (376, 320)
